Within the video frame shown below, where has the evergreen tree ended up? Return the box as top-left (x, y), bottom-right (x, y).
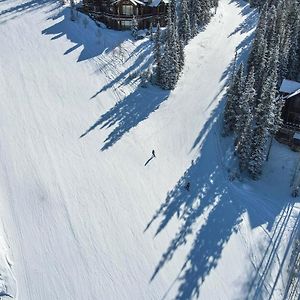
top-left (223, 0), bottom-right (300, 179)
top-left (234, 67), bottom-right (256, 171)
top-left (154, 23), bottom-right (163, 86)
top-left (189, 0), bottom-right (199, 38)
top-left (236, 67), bottom-right (256, 134)
top-left (288, 14), bottom-right (300, 80)
top-left (131, 15), bottom-right (138, 38)
top-left (236, 111), bottom-right (254, 172)
top-left (178, 0), bottom-right (191, 44)
top-left (223, 63), bottom-right (245, 135)
top-left (170, 0), bottom-right (176, 23)
top-left (178, 39), bottom-right (185, 73)
top-left (248, 46), bottom-right (279, 179)
top-left (160, 6), bottom-right (179, 89)
top-left (248, 2), bottom-right (268, 68)
top-left (198, 0), bottom-right (211, 25)
top-left (149, 22), bottom-right (154, 41)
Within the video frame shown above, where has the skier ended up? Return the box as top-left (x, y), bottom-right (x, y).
top-left (185, 182), bottom-right (190, 191)
top-left (144, 150), bottom-right (156, 166)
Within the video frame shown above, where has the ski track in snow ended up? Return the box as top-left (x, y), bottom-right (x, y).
top-left (0, 0), bottom-right (299, 299)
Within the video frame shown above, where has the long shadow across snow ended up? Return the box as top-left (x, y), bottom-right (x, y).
top-left (42, 7), bottom-right (133, 61)
top-left (90, 41), bottom-right (153, 99)
top-left (0, 0), bottom-right (59, 23)
top-left (220, 0), bottom-right (257, 82)
top-left (145, 99), bottom-right (297, 300)
top-left (43, 7), bottom-right (169, 151)
top-left (145, 2), bottom-right (297, 297)
top-left (81, 87), bottom-right (169, 151)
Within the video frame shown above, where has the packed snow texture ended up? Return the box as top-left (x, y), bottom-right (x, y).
top-left (0, 0), bottom-right (299, 299)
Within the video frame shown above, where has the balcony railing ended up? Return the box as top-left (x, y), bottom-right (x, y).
top-left (82, 6), bottom-right (165, 20)
top-left (283, 121), bottom-right (300, 130)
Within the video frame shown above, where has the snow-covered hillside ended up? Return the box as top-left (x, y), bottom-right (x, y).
top-left (0, 0), bottom-right (299, 299)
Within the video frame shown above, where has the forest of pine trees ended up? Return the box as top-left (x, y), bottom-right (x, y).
top-left (223, 0), bottom-right (300, 179)
top-left (154, 0), bottom-right (219, 90)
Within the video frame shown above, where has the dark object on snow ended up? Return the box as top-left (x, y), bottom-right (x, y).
top-left (0, 291), bottom-right (13, 298)
top-left (276, 79), bottom-right (300, 151)
top-left (144, 150), bottom-right (156, 166)
top-left (80, 0), bottom-right (168, 31)
top-left (185, 182), bottom-right (190, 191)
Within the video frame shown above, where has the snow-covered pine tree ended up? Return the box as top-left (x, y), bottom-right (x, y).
top-left (131, 15), bottom-right (138, 38)
top-left (248, 46), bottom-right (280, 179)
top-left (223, 63), bottom-right (245, 135)
top-left (287, 9), bottom-right (300, 80)
top-left (149, 22), bottom-right (154, 41)
top-left (189, 0), bottom-right (199, 38)
top-left (234, 67), bottom-right (256, 171)
top-left (170, 0), bottom-right (176, 23)
top-left (178, 0), bottom-right (191, 44)
top-left (178, 39), bottom-right (185, 73)
top-left (236, 111), bottom-right (254, 172)
top-left (278, 28), bottom-right (291, 81)
top-left (224, 0), bottom-right (300, 179)
top-left (154, 23), bottom-right (163, 86)
top-left (160, 5), bottom-right (180, 89)
top-left (198, 0), bottom-right (211, 25)
top-left (211, 0), bottom-right (218, 14)
top-left (189, 0), bottom-right (201, 30)
top-left (247, 4), bottom-right (269, 96)
top-left (247, 128), bottom-right (267, 179)
top-left (248, 0), bottom-right (260, 8)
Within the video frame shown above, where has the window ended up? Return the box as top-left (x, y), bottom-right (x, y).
top-left (122, 5), bottom-right (133, 15)
top-left (121, 20), bottom-right (132, 28)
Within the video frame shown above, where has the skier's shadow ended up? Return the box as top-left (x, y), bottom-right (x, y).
top-left (144, 155), bottom-right (155, 166)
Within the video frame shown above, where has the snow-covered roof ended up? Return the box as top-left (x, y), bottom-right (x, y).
top-left (287, 88), bottom-right (300, 99)
top-left (280, 79), bottom-right (300, 94)
top-left (293, 132), bottom-right (300, 140)
top-left (110, 0), bottom-right (168, 6)
top-left (147, 0), bottom-right (169, 7)
top-left (111, 0), bottom-right (145, 5)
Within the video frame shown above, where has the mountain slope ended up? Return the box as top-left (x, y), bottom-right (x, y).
top-left (0, 0), bottom-right (298, 299)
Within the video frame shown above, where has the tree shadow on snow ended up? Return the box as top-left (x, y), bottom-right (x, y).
top-left (242, 204), bottom-right (300, 300)
top-left (145, 99), bottom-right (298, 299)
top-left (220, 1), bottom-right (258, 82)
top-left (144, 4), bottom-right (296, 296)
top-left (228, 6), bottom-right (258, 37)
top-left (0, 0), bottom-right (59, 24)
top-left (89, 41), bottom-right (153, 99)
top-left (42, 7), bottom-right (167, 151)
top-left (42, 7), bottom-right (134, 61)
top-left (80, 87), bottom-right (169, 151)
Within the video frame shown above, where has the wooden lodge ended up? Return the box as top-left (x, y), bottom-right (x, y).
top-left (81, 0), bottom-right (169, 30)
top-left (276, 79), bottom-right (300, 151)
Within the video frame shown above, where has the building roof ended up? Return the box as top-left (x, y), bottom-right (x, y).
top-left (147, 0), bottom-right (169, 7)
top-left (111, 0), bottom-right (168, 6)
top-left (111, 0), bottom-right (145, 5)
top-left (280, 79), bottom-right (300, 94)
top-left (287, 88), bottom-right (300, 99)
top-left (293, 132), bottom-right (300, 140)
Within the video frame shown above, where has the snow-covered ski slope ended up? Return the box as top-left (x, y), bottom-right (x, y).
top-left (0, 0), bottom-right (299, 299)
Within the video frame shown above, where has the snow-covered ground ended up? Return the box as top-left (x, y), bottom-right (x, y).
top-left (0, 0), bottom-right (299, 299)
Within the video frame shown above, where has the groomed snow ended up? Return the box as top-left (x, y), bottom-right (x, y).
top-left (0, 0), bottom-right (299, 299)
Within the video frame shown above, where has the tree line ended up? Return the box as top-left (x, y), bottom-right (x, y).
top-left (154, 0), bottom-right (219, 90)
top-left (223, 0), bottom-right (300, 179)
